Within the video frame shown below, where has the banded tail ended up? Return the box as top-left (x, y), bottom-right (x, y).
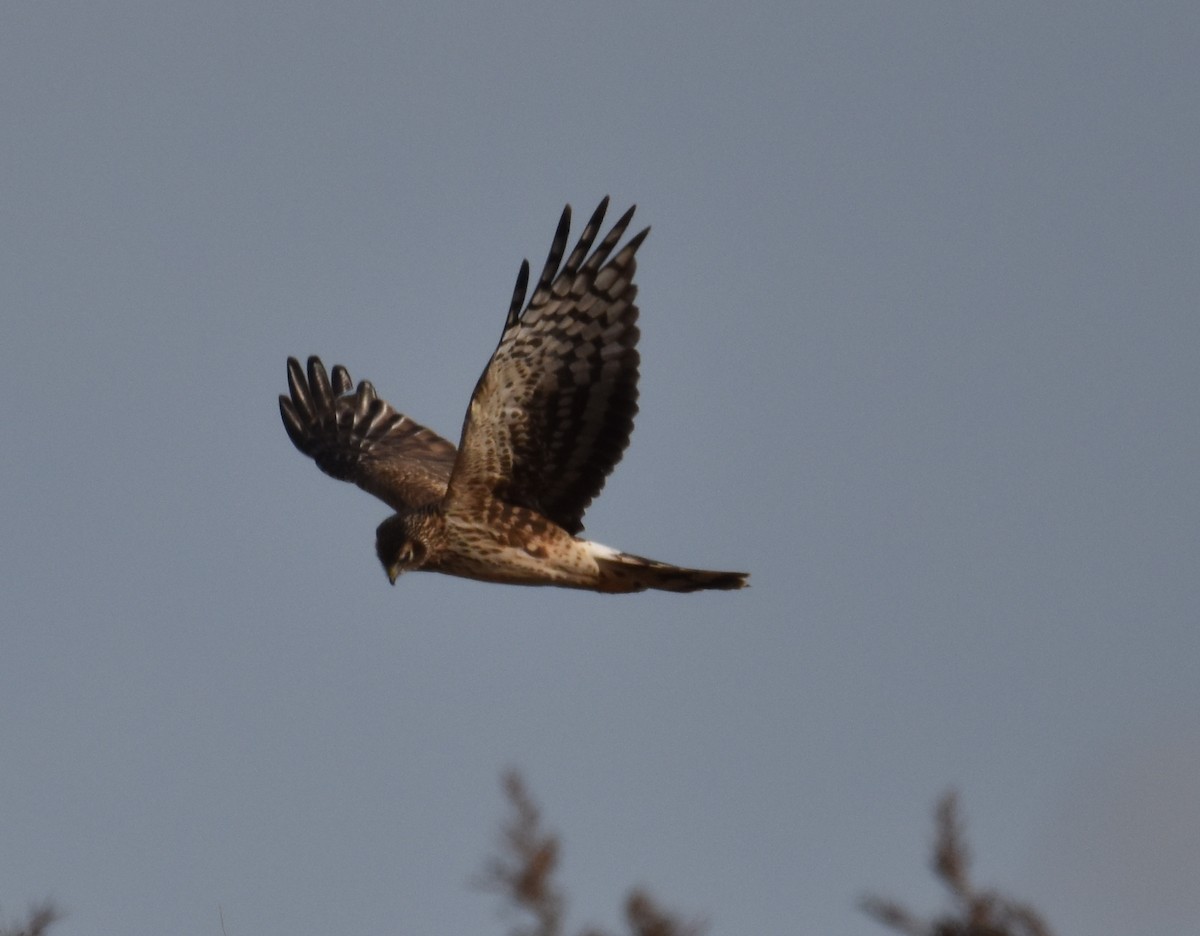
top-left (590, 544), bottom-right (748, 593)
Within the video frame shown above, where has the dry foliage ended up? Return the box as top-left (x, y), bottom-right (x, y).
top-left (5, 785), bottom-right (1058, 936)
top-left (862, 791), bottom-right (1055, 936)
top-left (480, 771), bottom-right (703, 936)
top-left (0, 903), bottom-right (60, 936)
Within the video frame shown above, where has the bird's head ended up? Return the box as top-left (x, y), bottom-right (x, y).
top-left (375, 514), bottom-right (429, 584)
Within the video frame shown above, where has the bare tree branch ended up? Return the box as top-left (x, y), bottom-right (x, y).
top-left (862, 791), bottom-right (1055, 936)
top-left (624, 889), bottom-right (705, 936)
top-left (480, 772), bottom-right (704, 936)
top-left (0, 902), bottom-right (60, 936)
top-left (478, 770), bottom-right (565, 936)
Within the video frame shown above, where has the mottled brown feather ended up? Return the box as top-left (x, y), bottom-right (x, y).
top-left (279, 356), bottom-right (458, 512)
top-left (448, 198), bottom-right (648, 534)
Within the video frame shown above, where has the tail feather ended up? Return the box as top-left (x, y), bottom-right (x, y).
top-left (593, 548), bottom-right (748, 594)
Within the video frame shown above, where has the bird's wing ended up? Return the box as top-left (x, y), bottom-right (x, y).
top-left (280, 356), bottom-right (458, 512)
top-left (446, 198), bottom-right (646, 534)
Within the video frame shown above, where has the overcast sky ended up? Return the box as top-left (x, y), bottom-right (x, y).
top-left (2, 3), bottom-right (1198, 935)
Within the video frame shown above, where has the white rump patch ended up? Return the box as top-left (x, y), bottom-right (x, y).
top-left (585, 540), bottom-right (621, 560)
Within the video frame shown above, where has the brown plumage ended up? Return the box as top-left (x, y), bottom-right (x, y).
top-left (279, 198), bottom-right (748, 593)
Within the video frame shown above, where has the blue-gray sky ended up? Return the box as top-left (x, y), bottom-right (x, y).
top-left (2, 3), bottom-right (1198, 935)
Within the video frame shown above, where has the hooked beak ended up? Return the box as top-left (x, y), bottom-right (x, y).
top-left (387, 565), bottom-right (401, 586)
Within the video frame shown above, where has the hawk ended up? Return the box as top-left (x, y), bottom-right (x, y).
top-left (280, 198), bottom-right (748, 593)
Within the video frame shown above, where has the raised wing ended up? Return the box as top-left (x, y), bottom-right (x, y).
top-left (280, 356), bottom-right (458, 512)
top-left (447, 198), bottom-right (647, 534)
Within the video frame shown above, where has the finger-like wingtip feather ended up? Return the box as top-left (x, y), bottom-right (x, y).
top-left (353, 380), bottom-right (377, 420)
top-left (559, 198), bottom-right (611, 282)
top-left (286, 357), bottom-right (315, 422)
top-left (619, 225), bottom-right (651, 262)
top-left (279, 394), bottom-right (309, 452)
top-left (332, 364), bottom-right (353, 395)
top-left (307, 357), bottom-right (334, 410)
top-left (582, 204), bottom-right (640, 273)
top-left (506, 259), bottom-right (530, 331)
top-left (532, 205), bottom-right (574, 304)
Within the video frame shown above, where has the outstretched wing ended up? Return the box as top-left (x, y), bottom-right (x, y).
top-left (447, 198), bottom-right (647, 535)
top-left (280, 356), bottom-right (458, 512)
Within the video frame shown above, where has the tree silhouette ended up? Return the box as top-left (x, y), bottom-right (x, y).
top-left (4, 783), bottom-right (1056, 935)
top-left (862, 791), bottom-right (1055, 936)
top-left (0, 903), bottom-right (58, 936)
top-left (479, 770), bottom-right (703, 936)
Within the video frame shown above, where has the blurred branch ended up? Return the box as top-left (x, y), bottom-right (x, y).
top-left (862, 791), bottom-right (1055, 936)
top-left (478, 770), bottom-right (564, 936)
top-left (481, 771), bottom-right (703, 936)
top-left (0, 903), bottom-right (60, 936)
top-left (622, 889), bottom-right (705, 936)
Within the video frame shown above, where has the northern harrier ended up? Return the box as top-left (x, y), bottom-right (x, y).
top-left (280, 198), bottom-right (748, 593)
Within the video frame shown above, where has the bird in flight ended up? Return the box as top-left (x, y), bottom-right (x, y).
top-left (280, 198), bottom-right (748, 593)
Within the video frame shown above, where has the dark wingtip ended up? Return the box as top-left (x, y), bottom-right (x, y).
top-left (506, 259), bottom-right (530, 331)
top-left (331, 364), bottom-right (353, 395)
top-left (285, 357), bottom-right (314, 422)
top-left (285, 356), bottom-right (305, 392)
top-left (584, 197), bottom-right (609, 234)
top-left (279, 394), bottom-right (309, 452)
